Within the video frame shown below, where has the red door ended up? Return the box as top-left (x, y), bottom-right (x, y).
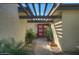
top-left (37, 24), bottom-right (44, 37)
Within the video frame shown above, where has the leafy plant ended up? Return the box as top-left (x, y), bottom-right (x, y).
top-left (0, 38), bottom-right (33, 55)
top-left (25, 29), bottom-right (36, 44)
top-left (45, 24), bottom-right (53, 41)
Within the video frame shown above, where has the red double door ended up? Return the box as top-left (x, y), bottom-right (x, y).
top-left (37, 24), bottom-right (48, 37)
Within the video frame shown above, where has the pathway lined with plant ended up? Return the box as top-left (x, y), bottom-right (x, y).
top-left (33, 38), bottom-right (53, 55)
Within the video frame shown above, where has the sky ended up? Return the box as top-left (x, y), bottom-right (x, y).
top-left (22, 3), bottom-right (53, 16)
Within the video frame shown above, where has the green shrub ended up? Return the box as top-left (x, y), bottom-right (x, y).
top-left (45, 24), bottom-right (53, 41)
top-left (25, 29), bottom-right (36, 44)
top-left (0, 38), bottom-right (33, 55)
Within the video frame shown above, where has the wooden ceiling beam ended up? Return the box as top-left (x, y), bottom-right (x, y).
top-left (25, 3), bottom-right (34, 16)
top-left (18, 3), bottom-right (31, 16)
top-left (32, 3), bottom-right (37, 16)
top-left (47, 3), bottom-right (56, 16)
top-left (43, 3), bottom-right (48, 16)
top-left (19, 15), bottom-right (61, 19)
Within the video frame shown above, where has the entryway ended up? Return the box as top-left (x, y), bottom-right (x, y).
top-left (37, 24), bottom-right (49, 37)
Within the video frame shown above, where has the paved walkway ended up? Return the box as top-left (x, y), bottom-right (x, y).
top-left (33, 38), bottom-right (53, 55)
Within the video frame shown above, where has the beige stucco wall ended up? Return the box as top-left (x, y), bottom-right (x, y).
top-left (26, 23), bottom-right (37, 34)
top-left (61, 10), bottom-right (79, 51)
top-left (0, 4), bottom-right (27, 42)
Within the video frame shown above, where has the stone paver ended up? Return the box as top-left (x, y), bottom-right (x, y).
top-left (33, 38), bottom-right (53, 55)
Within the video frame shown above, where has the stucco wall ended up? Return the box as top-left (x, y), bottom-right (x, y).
top-left (0, 4), bottom-right (27, 42)
top-left (26, 23), bottom-right (37, 34)
top-left (61, 10), bottom-right (79, 51)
